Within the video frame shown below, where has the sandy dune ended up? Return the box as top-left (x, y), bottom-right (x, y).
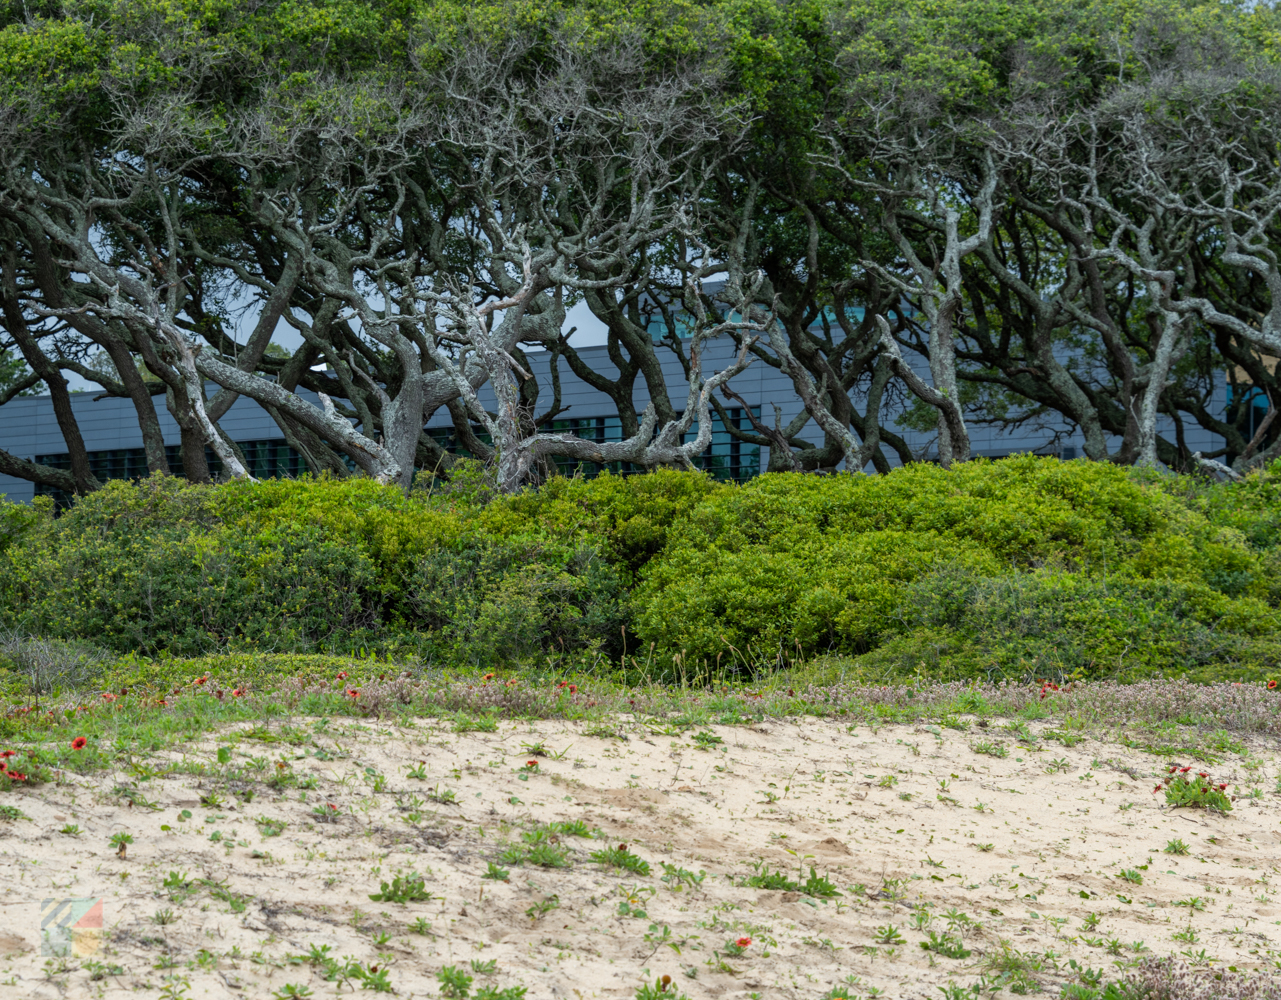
top-left (0, 714), bottom-right (1277, 998)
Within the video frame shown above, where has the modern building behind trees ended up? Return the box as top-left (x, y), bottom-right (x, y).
top-left (0, 334), bottom-right (1228, 505)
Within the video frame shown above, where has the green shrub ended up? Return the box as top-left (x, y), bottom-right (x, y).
top-left (402, 538), bottom-right (623, 665)
top-left (0, 458), bottom-right (1277, 682)
top-left (846, 568), bottom-right (1281, 683)
top-left (630, 457), bottom-right (1281, 676)
top-left (0, 476), bottom-right (400, 654)
top-left (0, 475), bottom-right (623, 664)
top-left (477, 468), bottom-right (725, 578)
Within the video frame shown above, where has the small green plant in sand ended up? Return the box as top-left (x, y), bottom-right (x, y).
top-left (433, 962), bottom-right (525, 998)
top-left (368, 872), bottom-right (433, 904)
top-left (438, 966), bottom-right (473, 998)
top-left (255, 816), bottom-right (287, 838)
top-left (312, 802), bottom-right (341, 823)
top-left (452, 712), bottom-right (498, 734)
top-left (476, 988), bottom-right (527, 1000)
top-left (591, 844), bottom-right (650, 876)
top-left (660, 862), bottom-right (705, 889)
top-left (525, 896), bottom-right (559, 922)
top-left (741, 862), bottom-right (841, 899)
top-left (1155, 768), bottom-right (1232, 812)
top-left (525, 843), bottom-right (571, 869)
top-left (635, 975), bottom-right (689, 1000)
top-left (546, 819), bottom-right (600, 838)
top-left (272, 986), bottom-right (314, 999)
top-left (919, 931), bottom-right (970, 959)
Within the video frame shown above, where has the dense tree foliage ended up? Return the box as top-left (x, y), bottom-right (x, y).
top-left (1, 0), bottom-right (1281, 493)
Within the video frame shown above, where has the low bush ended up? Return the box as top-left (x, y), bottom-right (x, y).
top-left (632, 456), bottom-right (1281, 679)
top-left (840, 569), bottom-right (1281, 683)
top-left (0, 456), bottom-right (1277, 682)
top-left (0, 471), bottom-right (632, 663)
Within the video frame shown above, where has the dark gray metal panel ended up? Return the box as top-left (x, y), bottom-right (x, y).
top-left (0, 475), bottom-right (34, 503)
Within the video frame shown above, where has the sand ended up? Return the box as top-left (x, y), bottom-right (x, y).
top-left (0, 714), bottom-right (1278, 998)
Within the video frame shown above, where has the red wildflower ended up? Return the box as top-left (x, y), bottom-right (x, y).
top-left (557, 681), bottom-right (568, 689)
top-left (7, 772), bottom-right (25, 782)
top-left (0, 751), bottom-right (14, 759)
top-left (157, 699), bottom-right (166, 706)
top-left (101, 693), bottom-right (116, 702)
top-left (1269, 680), bottom-right (1278, 690)
top-left (1198, 772), bottom-right (1208, 778)
top-left (337, 671), bottom-right (349, 681)
top-left (568, 684), bottom-right (577, 694)
top-left (1180, 766), bottom-right (1192, 773)
top-left (1219, 784), bottom-right (1228, 791)
top-left (214, 689), bottom-right (224, 700)
top-left (1153, 785), bottom-right (1163, 793)
top-left (329, 803), bottom-right (338, 810)
top-left (346, 688), bottom-right (359, 699)
top-left (483, 673), bottom-right (495, 682)
top-left (736, 937), bottom-right (752, 948)
top-left (525, 760), bottom-right (538, 768)
top-left (232, 689), bottom-right (244, 698)
top-left (1201, 787), bottom-right (1209, 794)
top-left (71, 737), bottom-right (87, 751)
top-left (0, 762), bottom-right (6, 771)
top-left (194, 676), bottom-right (207, 686)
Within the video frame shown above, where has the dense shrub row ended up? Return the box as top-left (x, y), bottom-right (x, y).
top-left (1, 456), bottom-right (1278, 682)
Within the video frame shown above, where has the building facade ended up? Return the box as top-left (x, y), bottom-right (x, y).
top-left (0, 337), bottom-right (1227, 504)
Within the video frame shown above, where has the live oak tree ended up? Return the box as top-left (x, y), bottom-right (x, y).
top-left (1, 0), bottom-right (1280, 494)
